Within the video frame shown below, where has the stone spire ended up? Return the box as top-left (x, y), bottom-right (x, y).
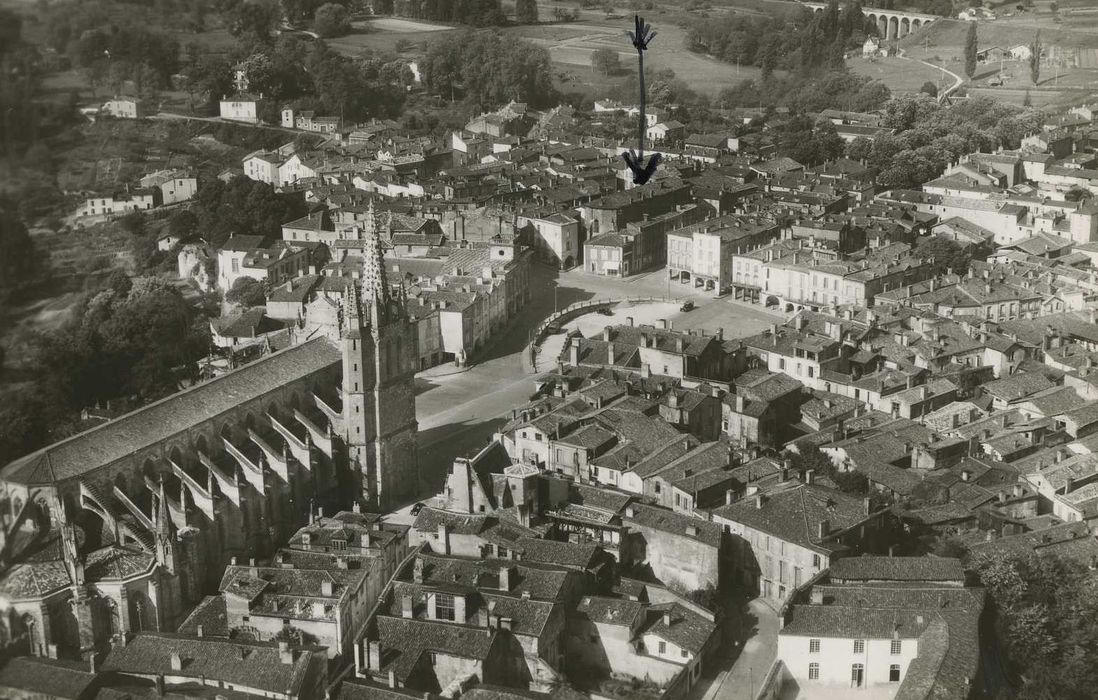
top-left (361, 201), bottom-right (391, 327)
top-left (155, 478), bottom-right (176, 575)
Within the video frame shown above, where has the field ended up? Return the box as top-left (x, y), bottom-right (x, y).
top-left (894, 15), bottom-right (1098, 107)
top-left (847, 56), bottom-right (949, 94)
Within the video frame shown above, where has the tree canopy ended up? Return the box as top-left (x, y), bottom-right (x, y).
top-left (591, 47), bottom-right (622, 76)
top-left (972, 552), bottom-right (1098, 699)
top-left (421, 31), bottom-right (556, 109)
top-left (313, 3), bottom-right (352, 37)
top-left (854, 94), bottom-right (1042, 189)
top-left (225, 276), bottom-right (267, 307)
top-left (964, 21), bottom-right (977, 80)
top-left (193, 176), bottom-right (307, 247)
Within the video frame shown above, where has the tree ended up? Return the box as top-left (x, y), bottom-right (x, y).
top-left (225, 276), bottom-right (267, 307)
top-left (971, 553), bottom-right (1098, 698)
top-left (591, 47), bottom-right (621, 76)
top-left (193, 176), bottom-right (308, 247)
top-left (915, 235), bottom-right (973, 274)
top-left (314, 3), bottom-right (352, 36)
top-left (919, 80), bottom-right (938, 97)
top-left (964, 21), bottom-right (977, 80)
top-left (0, 200), bottom-right (39, 302)
top-left (1029, 30), bottom-right (1041, 86)
top-left (515, 0), bottom-right (538, 23)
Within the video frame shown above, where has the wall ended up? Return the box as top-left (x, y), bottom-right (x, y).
top-left (778, 633), bottom-right (918, 688)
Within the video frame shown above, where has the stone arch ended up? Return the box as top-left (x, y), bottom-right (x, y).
top-left (142, 458), bottom-right (159, 485)
top-left (912, 18), bottom-right (921, 31)
top-left (128, 590), bottom-right (153, 634)
top-left (20, 613), bottom-right (39, 656)
top-left (169, 445), bottom-right (184, 467)
top-left (33, 495), bottom-right (53, 532)
top-left (900, 17), bottom-right (910, 37)
top-left (878, 15), bottom-right (888, 38)
top-left (888, 16), bottom-right (899, 40)
top-left (195, 434), bottom-right (209, 456)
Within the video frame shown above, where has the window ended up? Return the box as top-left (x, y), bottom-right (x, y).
top-left (681, 649), bottom-right (689, 658)
top-left (808, 663), bottom-right (819, 680)
top-left (658, 641), bottom-right (666, 654)
top-left (851, 663), bottom-right (864, 687)
top-left (890, 664), bottom-right (901, 682)
top-left (435, 593), bottom-right (456, 621)
top-left (891, 639), bottom-right (902, 655)
top-left (812, 554), bottom-right (821, 568)
top-left (853, 640), bottom-right (865, 654)
top-left (809, 639), bottom-right (820, 654)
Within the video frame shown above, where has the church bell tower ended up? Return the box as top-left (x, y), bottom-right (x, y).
top-left (340, 203), bottom-right (420, 510)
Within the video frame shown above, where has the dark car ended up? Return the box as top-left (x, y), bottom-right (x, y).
top-left (546, 321), bottom-right (563, 334)
top-left (409, 502), bottom-right (425, 516)
top-left (597, 306), bottom-right (613, 316)
top-left (680, 300), bottom-right (695, 312)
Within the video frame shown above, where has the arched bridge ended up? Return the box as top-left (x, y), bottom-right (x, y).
top-left (801, 2), bottom-right (939, 41)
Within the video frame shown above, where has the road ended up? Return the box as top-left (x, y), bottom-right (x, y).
top-left (410, 264), bottom-right (786, 498)
top-left (898, 48), bottom-right (964, 102)
top-left (696, 598), bottom-right (781, 700)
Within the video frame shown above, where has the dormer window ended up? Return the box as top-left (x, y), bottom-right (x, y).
top-left (331, 538), bottom-right (347, 551)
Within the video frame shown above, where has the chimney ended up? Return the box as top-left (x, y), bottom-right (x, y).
top-left (607, 341), bottom-right (616, 365)
top-left (278, 640), bottom-right (294, 665)
top-left (195, 625), bottom-right (204, 638)
top-left (864, 496), bottom-right (871, 516)
top-left (402, 595), bottom-right (414, 618)
top-left (658, 318), bottom-right (667, 330)
top-left (368, 640), bottom-right (382, 669)
top-left (499, 566), bottom-right (513, 592)
top-left (626, 316), bottom-right (634, 326)
top-left (735, 394), bottom-right (746, 412)
top-left (388, 670), bottom-right (397, 689)
top-left (321, 579), bottom-right (334, 596)
top-left (805, 469), bottom-right (815, 485)
top-left (810, 588), bottom-right (824, 604)
top-left (755, 494), bottom-right (764, 509)
top-left (170, 650), bottom-right (183, 672)
top-left (603, 326), bottom-right (612, 341)
top-left (413, 557), bottom-right (424, 583)
top-left (818, 520), bottom-right (830, 538)
top-left (663, 611), bottom-right (672, 626)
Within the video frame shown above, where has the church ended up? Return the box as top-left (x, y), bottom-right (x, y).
top-left (0, 210), bottom-right (419, 663)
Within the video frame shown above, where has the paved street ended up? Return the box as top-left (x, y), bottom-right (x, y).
top-left (408, 263), bottom-right (788, 501)
top-left (696, 598), bottom-right (782, 700)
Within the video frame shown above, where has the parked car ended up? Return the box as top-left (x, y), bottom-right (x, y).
top-left (680, 300), bottom-right (695, 312)
top-left (410, 502), bottom-right (425, 516)
top-left (597, 306), bottom-right (613, 316)
top-left (546, 321), bottom-right (563, 334)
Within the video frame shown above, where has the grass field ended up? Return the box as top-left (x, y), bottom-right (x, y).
top-left (847, 56), bottom-right (947, 93)
top-left (506, 19), bottom-right (764, 97)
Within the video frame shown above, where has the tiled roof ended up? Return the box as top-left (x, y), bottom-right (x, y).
top-left (829, 556), bottom-right (964, 583)
top-left (515, 537), bottom-right (600, 569)
top-left (711, 483), bottom-right (870, 552)
top-left (176, 595), bottom-right (229, 637)
top-left (641, 603), bottom-right (716, 654)
top-left (0, 656), bottom-right (96, 697)
top-left (85, 545), bottom-right (155, 581)
top-left (577, 595), bottom-right (644, 628)
top-left (1, 337), bottom-right (341, 484)
top-left (377, 616), bottom-right (497, 682)
top-left (624, 503), bottom-right (720, 548)
top-left (102, 633), bottom-right (319, 694)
